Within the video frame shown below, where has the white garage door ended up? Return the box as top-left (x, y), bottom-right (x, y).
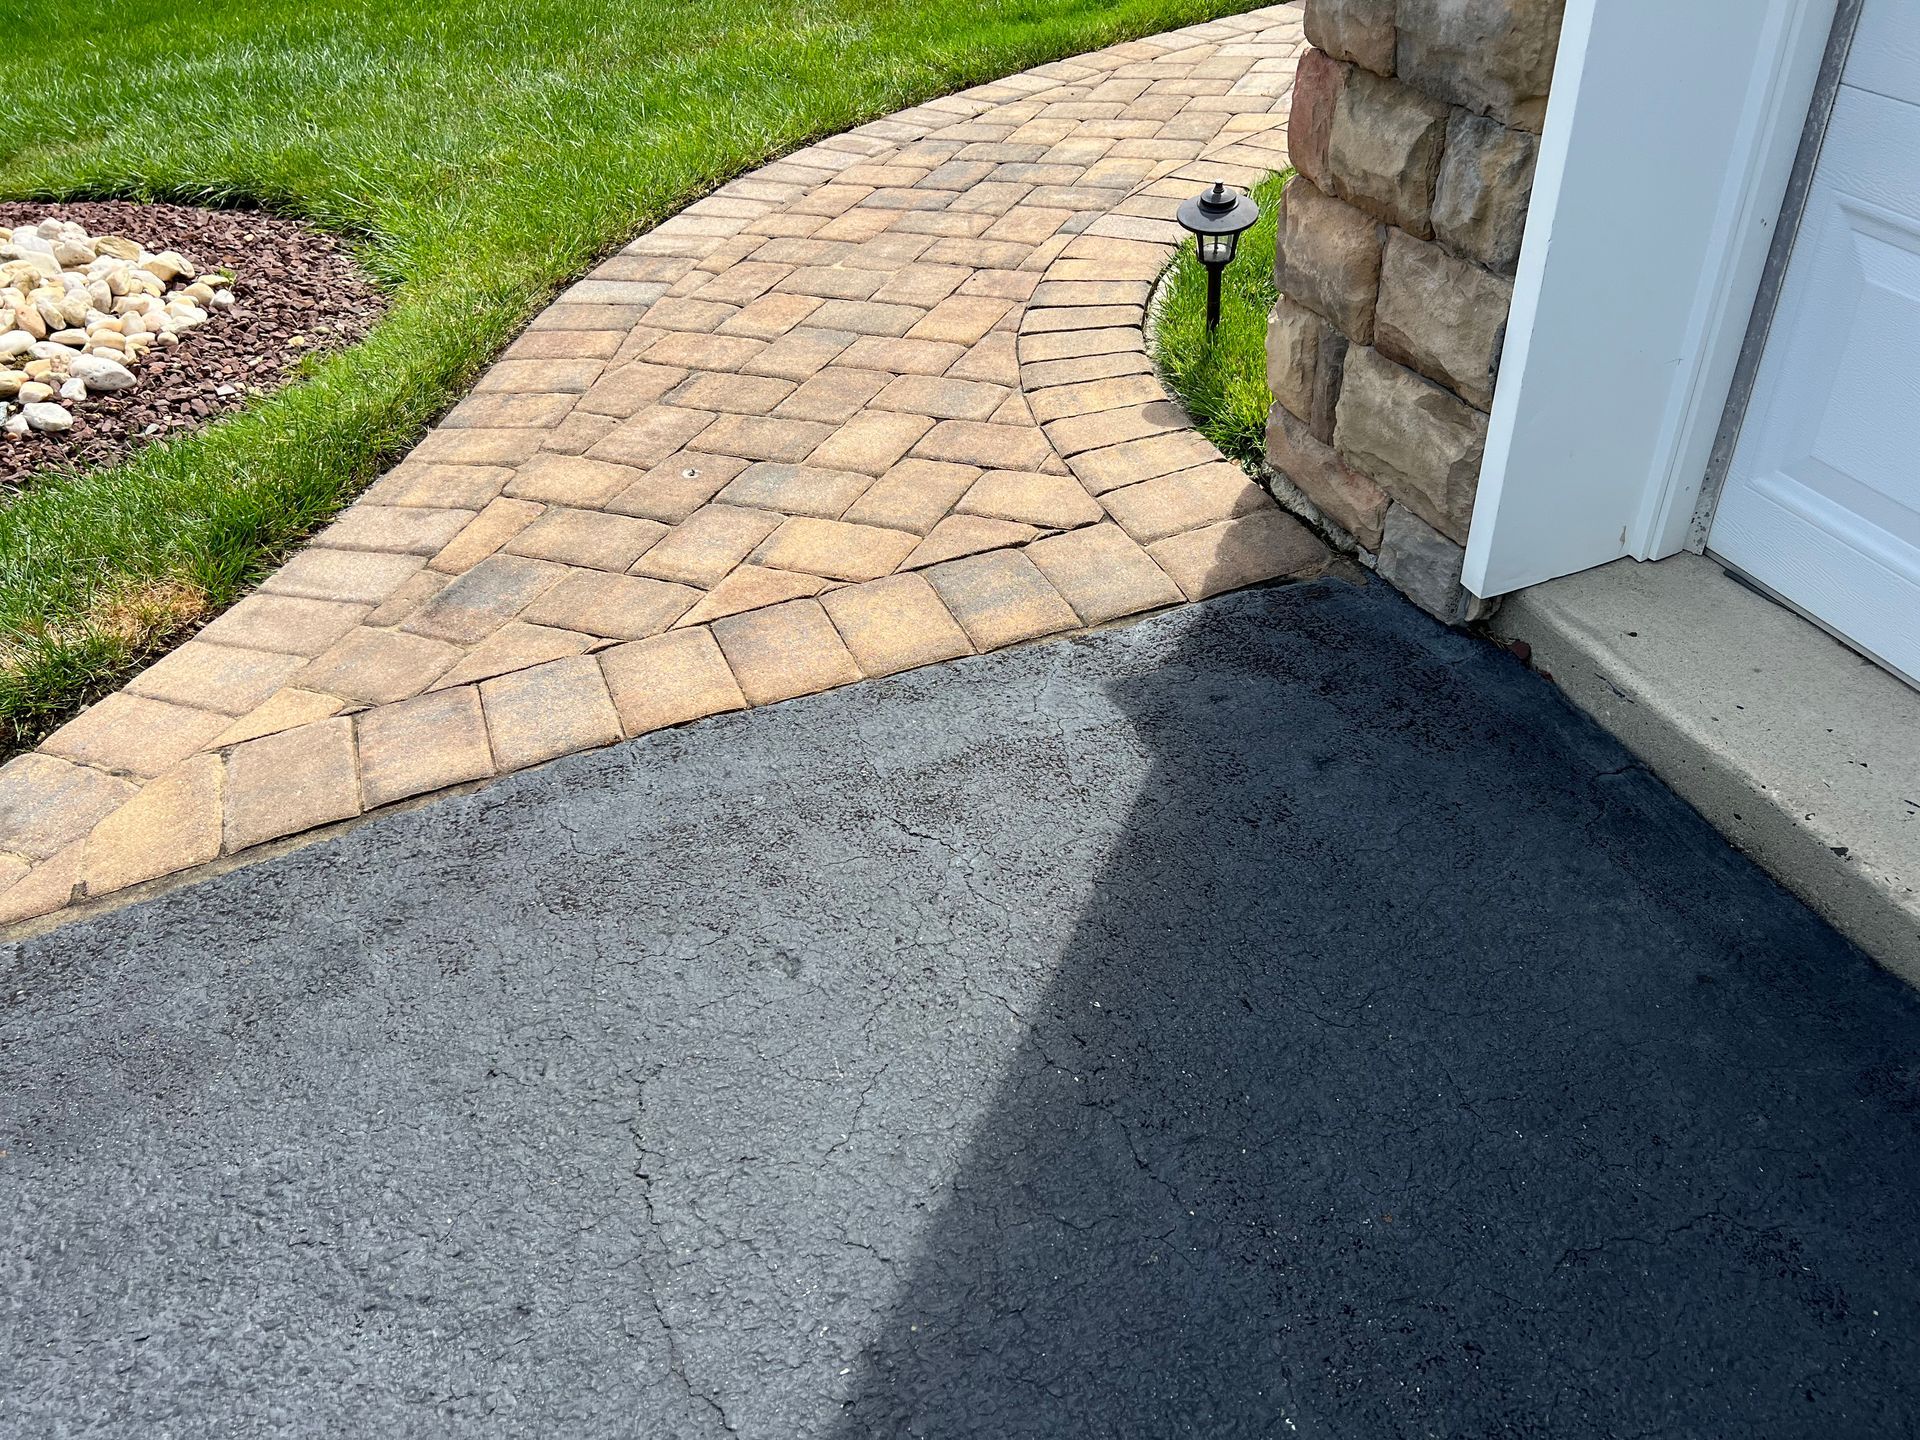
top-left (1710, 0), bottom-right (1920, 687)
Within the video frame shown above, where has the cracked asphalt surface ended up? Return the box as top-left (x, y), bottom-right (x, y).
top-left (6, 578), bottom-right (1920, 1438)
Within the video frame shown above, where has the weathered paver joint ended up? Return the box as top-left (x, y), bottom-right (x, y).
top-left (0, 4), bottom-right (1318, 925)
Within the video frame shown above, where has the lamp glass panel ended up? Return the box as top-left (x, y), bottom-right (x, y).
top-left (1198, 232), bottom-right (1237, 265)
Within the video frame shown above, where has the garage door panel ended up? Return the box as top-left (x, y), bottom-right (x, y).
top-left (1844, 0), bottom-right (1920, 107)
top-left (1712, 76), bottom-right (1920, 685)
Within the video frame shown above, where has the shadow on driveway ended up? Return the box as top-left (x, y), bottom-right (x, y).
top-left (830, 579), bottom-right (1920, 1437)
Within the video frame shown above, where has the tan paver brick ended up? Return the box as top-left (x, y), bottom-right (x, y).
top-left (871, 373), bottom-right (1009, 421)
top-left (433, 622), bottom-right (595, 688)
top-left (721, 292), bottom-right (825, 339)
top-left (1100, 463), bottom-right (1272, 543)
top-left (198, 595), bottom-right (370, 658)
top-left (523, 571), bottom-right (701, 639)
top-left (1018, 325), bottom-right (1142, 364)
top-left (475, 357), bottom-right (606, 394)
top-left (578, 362), bottom-right (690, 418)
top-left (83, 753), bottom-right (224, 895)
top-left (209, 690), bottom-right (345, 749)
top-left (368, 570), bottom-right (451, 627)
top-left (711, 599), bottom-right (864, 705)
top-left (774, 368), bottom-right (892, 423)
top-left (0, 843), bottom-right (82, 925)
top-left (643, 331), bottom-right (766, 371)
top-left (505, 507), bottom-right (669, 571)
top-left (690, 413), bottom-right (836, 464)
top-left (751, 517), bottom-right (919, 582)
top-left (631, 505), bottom-right (784, 587)
top-left (404, 555), bottom-right (568, 643)
top-left (480, 656), bottom-right (622, 772)
top-left (444, 392), bottom-right (578, 429)
top-left (948, 332), bottom-right (1021, 385)
top-left (413, 427), bottom-right (546, 467)
top-left (912, 419), bottom-right (1055, 471)
top-left (957, 470), bottom-right (1104, 528)
top-left (837, 336), bottom-right (968, 376)
top-left (922, 549), bottom-right (1080, 650)
top-left (570, 444), bottom-right (723, 520)
top-left (1027, 522), bottom-right (1184, 623)
top-left (298, 627), bottom-right (464, 705)
top-left (807, 410), bottom-right (937, 475)
top-left (668, 371), bottom-right (798, 414)
top-left (740, 327), bottom-right (856, 380)
top-left (314, 505), bottom-right (475, 557)
top-left (430, 497), bottom-right (546, 574)
top-left (1147, 507), bottom-right (1329, 600)
top-left (0, 753), bottom-right (137, 861)
top-left (906, 294), bottom-right (1015, 344)
top-left (715, 462), bottom-right (874, 518)
top-left (902, 513), bottom-right (1042, 568)
top-left (677, 567), bottom-right (831, 626)
top-left (820, 573), bottom-right (973, 677)
top-left (1027, 372), bottom-right (1168, 424)
top-left (503, 455), bottom-right (640, 510)
top-left (363, 462), bottom-right (512, 510)
top-left (263, 549), bottom-right (427, 606)
top-left (127, 642), bottom-right (304, 716)
top-left (842, 459), bottom-right (981, 534)
top-left (582, 408), bottom-right (720, 471)
top-left (1044, 399), bottom-right (1188, 457)
top-left (599, 628), bottom-right (748, 736)
top-left (1021, 349), bottom-right (1154, 389)
top-left (807, 299), bottom-right (926, 336)
top-left (1067, 429), bottom-right (1221, 493)
top-left (357, 688), bottom-right (496, 810)
top-left (223, 718), bottom-right (361, 853)
top-left (505, 328), bottom-right (624, 360)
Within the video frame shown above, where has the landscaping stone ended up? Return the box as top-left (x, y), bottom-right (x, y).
top-left (1304, 0), bottom-right (1396, 74)
top-left (1265, 404), bottom-right (1389, 550)
top-left (1395, 0), bottom-right (1565, 133)
top-left (1432, 110), bottom-right (1538, 273)
top-left (1334, 345), bottom-right (1487, 544)
top-left (1277, 178), bottom-right (1381, 342)
top-left (1326, 68), bottom-right (1449, 237)
top-left (1374, 229), bottom-right (1511, 409)
top-left (1376, 501), bottom-right (1477, 622)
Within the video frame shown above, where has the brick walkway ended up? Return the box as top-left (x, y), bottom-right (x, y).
top-left (0, 3), bottom-right (1317, 926)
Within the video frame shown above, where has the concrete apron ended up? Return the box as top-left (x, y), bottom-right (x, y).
top-left (1495, 551), bottom-right (1920, 986)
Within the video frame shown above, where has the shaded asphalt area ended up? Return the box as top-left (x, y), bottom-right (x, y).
top-left (5, 577), bottom-right (1920, 1438)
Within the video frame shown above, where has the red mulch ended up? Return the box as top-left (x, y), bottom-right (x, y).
top-left (0, 200), bottom-right (385, 493)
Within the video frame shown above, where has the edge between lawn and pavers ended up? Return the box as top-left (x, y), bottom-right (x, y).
top-left (0, 4), bottom-right (1317, 927)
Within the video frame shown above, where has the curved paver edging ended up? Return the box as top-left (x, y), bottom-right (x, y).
top-left (0, 3), bottom-right (1316, 929)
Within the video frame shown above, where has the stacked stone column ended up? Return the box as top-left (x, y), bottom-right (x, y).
top-left (1266, 0), bottom-right (1562, 620)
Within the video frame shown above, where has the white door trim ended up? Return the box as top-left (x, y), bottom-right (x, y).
top-left (1462, 0), bottom-right (1840, 598)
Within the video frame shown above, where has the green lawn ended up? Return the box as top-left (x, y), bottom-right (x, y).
top-left (0, 0), bottom-right (1261, 754)
top-left (1150, 168), bottom-right (1289, 471)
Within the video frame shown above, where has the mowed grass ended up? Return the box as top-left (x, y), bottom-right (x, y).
top-left (1150, 168), bottom-right (1288, 470)
top-left (0, 0), bottom-right (1262, 753)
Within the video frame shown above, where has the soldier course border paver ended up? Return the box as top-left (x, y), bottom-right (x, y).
top-left (0, 3), bottom-right (1323, 926)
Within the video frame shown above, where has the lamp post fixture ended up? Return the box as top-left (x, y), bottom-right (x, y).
top-left (1176, 181), bottom-right (1260, 334)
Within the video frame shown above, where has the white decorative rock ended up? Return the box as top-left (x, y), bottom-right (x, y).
top-left (22, 401), bottom-right (73, 432)
top-left (70, 354), bottom-right (135, 392)
top-left (0, 329), bottom-right (30, 360)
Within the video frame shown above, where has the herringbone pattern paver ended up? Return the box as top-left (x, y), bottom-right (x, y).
top-left (0, 3), bottom-right (1326, 925)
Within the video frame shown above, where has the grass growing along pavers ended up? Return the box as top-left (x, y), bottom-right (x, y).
top-left (0, 0), bottom-right (1264, 755)
top-left (1149, 168), bottom-right (1288, 470)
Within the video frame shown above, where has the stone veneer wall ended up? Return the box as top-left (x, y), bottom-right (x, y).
top-left (1265, 0), bottom-right (1563, 621)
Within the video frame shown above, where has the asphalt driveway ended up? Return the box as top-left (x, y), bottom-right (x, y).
top-left (6, 578), bottom-right (1919, 1437)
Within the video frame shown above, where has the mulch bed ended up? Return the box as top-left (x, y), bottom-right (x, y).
top-left (0, 200), bottom-right (385, 493)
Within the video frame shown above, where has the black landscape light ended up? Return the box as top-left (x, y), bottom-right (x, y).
top-left (1176, 181), bottom-right (1260, 333)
